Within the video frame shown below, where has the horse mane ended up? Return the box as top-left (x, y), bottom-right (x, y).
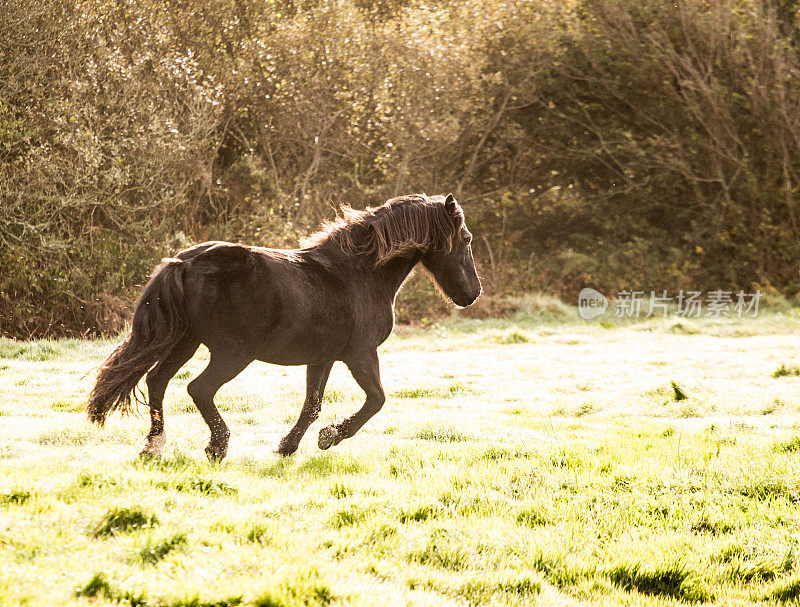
top-left (302, 194), bottom-right (463, 265)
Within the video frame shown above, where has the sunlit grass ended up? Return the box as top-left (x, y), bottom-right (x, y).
top-left (1, 311), bottom-right (800, 605)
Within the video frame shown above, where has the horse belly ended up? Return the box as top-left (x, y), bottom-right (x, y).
top-left (254, 312), bottom-right (349, 365)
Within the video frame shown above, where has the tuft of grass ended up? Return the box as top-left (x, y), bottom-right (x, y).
top-left (75, 571), bottom-right (241, 606)
top-left (407, 533), bottom-right (469, 571)
top-left (772, 435), bottom-right (800, 453)
top-left (329, 506), bottom-right (367, 529)
top-left (258, 458), bottom-right (293, 478)
top-left (137, 532), bottom-right (188, 566)
top-left (75, 572), bottom-right (113, 599)
top-left (479, 446), bottom-right (531, 461)
top-left (713, 542), bottom-right (749, 563)
top-left (1, 489), bottom-right (32, 506)
top-left (90, 506), bottom-right (158, 538)
top-left (606, 561), bottom-right (711, 603)
top-left (762, 398), bottom-right (781, 415)
top-left (73, 574), bottom-right (147, 605)
top-left (170, 596), bottom-right (244, 607)
top-left (671, 380), bottom-right (688, 401)
top-left (691, 515), bottom-right (735, 535)
top-left (528, 552), bottom-right (589, 588)
top-left (363, 523), bottom-right (396, 544)
top-left (329, 482), bottom-right (351, 499)
top-left (157, 477), bottom-right (237, 496)
top-left (737, 478), bottom-right (790, 500)
top-left (728, 557), bottom-right (784, 582)
top-left (170, 597), bottom-right (243, 607)
top-left (253, 571), bottom-right (335, 607)
top-left (668, 321), bottom-right (700, 335)
top-left (549, 447), bottom-right (585, 470)
top-left (399, 504), bottom-right (437, 523)
top-left (298, 455), bottom-right (362, 477)
top-left (495, 330), bottom-right (530, 344)
top-left (768, 576), bottom-right (800, 603)
top-left (516, 507), bottom-right (548, 527)
top-left (246, 524), bottom-right (272, 545)
top-left (133, 452), bottom-right (196, 472)
top-left (0, 340), bottom-right (63, 361)
top-left (391, 382), bottom-right (470, 399)
top-left (0, 341), bottom-right (26, 359)
top-left (73, 472), bottom-right (117, 491)
top-left (409, 424), bottom-right (472, 443)
top-left (49, 399), bottom-right (84, 412)
top-left (36, 428), bottom-right (93, 446)
top-left (456, 574), bottom-right (541, 605)
top-left (773, 364), bottom-right (800, 378)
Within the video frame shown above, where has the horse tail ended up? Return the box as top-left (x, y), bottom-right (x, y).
top-left (87, 258), bottom-right (188, 426)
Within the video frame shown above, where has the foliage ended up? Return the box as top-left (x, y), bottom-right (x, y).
top-left (3, 0), bottom-right (800, 336)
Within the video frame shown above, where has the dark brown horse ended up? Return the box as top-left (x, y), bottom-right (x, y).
top-left (87, 194), bottom-right (481, 460)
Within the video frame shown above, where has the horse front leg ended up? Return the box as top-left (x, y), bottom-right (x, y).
top-left (318, 352), bottom-right (385, 450)
top-left (277, 361), bottom-right (334, 456)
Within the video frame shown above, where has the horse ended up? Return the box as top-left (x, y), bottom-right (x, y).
top-left (86, 193), bottom-right (482, 461)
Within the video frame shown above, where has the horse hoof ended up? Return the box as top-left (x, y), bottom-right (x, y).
top-left (205, 444), bottom-right (227, 462)
top-left (276, 442), bottom-right (298, 457)
top-left (139, 434), bottom-right (166, 459)
top-left (318, 426), bottom-right (341, 450)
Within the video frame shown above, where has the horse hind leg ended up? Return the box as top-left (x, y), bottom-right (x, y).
top-left (141, 337), bottom-right (200, 458)
top-left (187, 353), bottom-right (251, 462)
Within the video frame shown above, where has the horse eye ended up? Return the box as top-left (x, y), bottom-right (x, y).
top-left (463, 233), bottom-right (472, 245)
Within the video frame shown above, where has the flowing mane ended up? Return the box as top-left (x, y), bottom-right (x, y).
top-left (302, 194), bottom-right (463, 265)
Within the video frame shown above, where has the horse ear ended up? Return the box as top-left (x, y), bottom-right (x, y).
top-left (444, 193), bottom-right (456, 214)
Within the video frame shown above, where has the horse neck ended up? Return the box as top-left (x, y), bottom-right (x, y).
top-left (304, 241), bottom-right (420, 300)
top-left (367, 253), bottom-right (422, 301)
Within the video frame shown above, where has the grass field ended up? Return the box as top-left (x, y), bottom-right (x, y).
top-left (2, 300), bottom-right (800, 606)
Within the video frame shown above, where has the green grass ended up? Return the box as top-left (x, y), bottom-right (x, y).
top-left (90, 506), bottom-right (159, 538)
top-left (155, 476), bottom-right (238, 496)
top-left (391, 381), bottom-right (470, 399)
top-left (671, 380), bottom-right (688, 401)
top-left (408, 424), bottom-right (473, 443)
top-left (1, 489), bottom-right (32, 505)
top-left (137, 532), bottom-right (188, 566)
top-left (494, 330), bottom-right (530, 344)
top-left (2, 310), bottom-right (800, 605)
top-left (769, 576), bottom-right (800, 603)
top-left (773, 363), bottom-right (800, 378)
top-left (773, 435), bottom-right (800, 453)
top-left (606, 561), bottom-right (711, 602)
